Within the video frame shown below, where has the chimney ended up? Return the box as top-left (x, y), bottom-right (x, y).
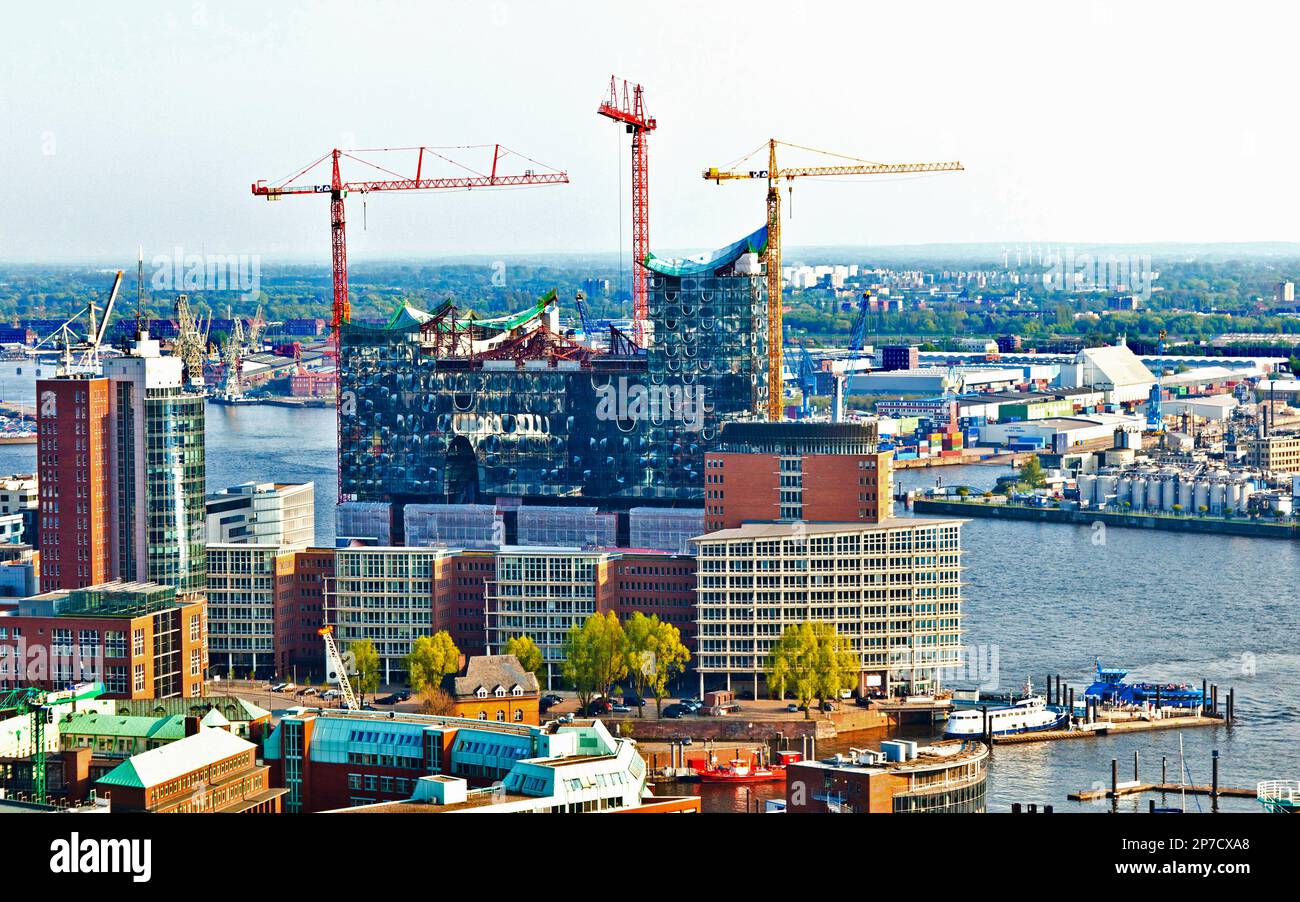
top-left (184, 716), bottom-right (201, 737)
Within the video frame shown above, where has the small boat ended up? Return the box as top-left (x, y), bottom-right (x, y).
top-left (1257, 781), bottom-right (1300, 814)
top-left (944, 678), bottom-right (1068, 738)
top-left (697, 749), bottom-right (801, 784)
top-left (1083, 660), bottom-right (1204, 709)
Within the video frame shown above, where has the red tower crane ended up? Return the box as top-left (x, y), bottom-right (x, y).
top-left (597, 77), bottom-right (656, 345)
top-left (252, 144), bottom-right (570, 335)
top-left (251, 144), bottom-right (569, 502)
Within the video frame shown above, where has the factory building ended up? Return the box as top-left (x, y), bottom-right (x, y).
top-left (1058, 343), bottom-right (1155, 404)
top-left (693, 519), bottom-right (964, 699)
top-left (1244, 432), bottom-right (1300, 473)
top-left (336, 227), bottom-right (768, 517)
top-left (703, 421), bottom-right (892, 531)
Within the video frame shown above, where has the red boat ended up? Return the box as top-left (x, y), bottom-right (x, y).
top-left (696, 750), bottom-right (802, 783)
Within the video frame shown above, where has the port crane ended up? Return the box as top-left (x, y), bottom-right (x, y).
top-left (1, 684), bottom-right (102, 805)
top-left (597, 76), bottom-right (656, 345)
top-left (319, 625), bottom-right (359, 711)
top-left (704, 140), bottom-right (963, 420)
top-left (34, 269), bottom-right (123, 375)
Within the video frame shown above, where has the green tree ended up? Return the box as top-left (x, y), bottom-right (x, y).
top-left (1018, 454), bottom-right (1047, 489)
top-left (765, 623), bottom-right (819, 718)
top-left (561, 611), bottom-right (628, 714)
top-left (811, 622), bottom-right (859, 707)
top-left (627, 615), bottom-right (691, 718)
top-left (348, 638), bottom-right (381, 704)
top-left (405, 631), bottom-right (460, 693)
top-left (503, 635), bottom-right (544, 682)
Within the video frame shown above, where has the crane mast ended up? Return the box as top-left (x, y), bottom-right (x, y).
top-left (705, 139), bottom-right (963, 420)
top-left (598, 76), bottom-right (656, 345)
top-left (319, 625), bottom-right (359, 711)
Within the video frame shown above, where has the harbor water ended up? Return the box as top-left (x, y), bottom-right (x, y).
top-left (0, 380), bottom-right (1291, 811)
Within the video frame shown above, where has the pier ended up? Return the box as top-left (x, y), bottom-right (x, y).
top-left (1068, 749), bottom-right (1250, 811)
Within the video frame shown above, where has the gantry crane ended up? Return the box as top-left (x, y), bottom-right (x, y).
top-left (34, 269), bottom-right (123, 376)
top-left (319, 625), bottom-right (359, 711)
top-left (597, 77), bottom-right (656, 345)
top-left (704, 139), bottom-right (963, 420)
top-left (252, 143), bottom-right (569, 501)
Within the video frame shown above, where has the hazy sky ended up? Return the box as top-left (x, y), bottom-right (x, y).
top-left (2, 1), bottom-right (1297, 264)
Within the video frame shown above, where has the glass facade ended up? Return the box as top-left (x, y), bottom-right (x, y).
top-left (144, 391), bottom-right (206, 593)
top-left (338, 230), bottom-right (768, 508)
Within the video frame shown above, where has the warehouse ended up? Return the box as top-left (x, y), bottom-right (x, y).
top-left (980, 413), bottom-right (1143, 449)
top-left (1161, 394), bottom-right (1238, 422)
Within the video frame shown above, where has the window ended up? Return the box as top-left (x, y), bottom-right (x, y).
top-left (189, 615), bottom-right (201, 642)
top-left (496, 709), bottom-right (505, 722)
top-left (132, 628), bottom-right (145, 657)
top-left (133, 663), bottom-right (145, 693)
top-left (477, 711), bottom-right (487, 720)
top-left (190, 648), bottom-right (201, 677)
top-left (513, 708), bottom-right (524, 722)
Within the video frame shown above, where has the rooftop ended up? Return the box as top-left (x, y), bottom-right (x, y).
top-left (695, 517), bottom-right (964, 542)
top-left (96, 727), bottom-right (255, 790)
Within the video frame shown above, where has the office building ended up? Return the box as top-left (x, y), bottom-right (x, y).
top-left (205, 481), bottom-right (315, 548)
top-left (703, 421), bottom-right (892, 531)
top-left (784, 740), bottom-right (988, 813)
top-left (693, 519), bottom-right (964, 698)
top-left (0, 580), bottom-right (206, 699)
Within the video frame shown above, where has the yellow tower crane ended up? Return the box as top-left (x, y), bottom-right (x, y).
top-left (705, 139), bottom-right (963, 420)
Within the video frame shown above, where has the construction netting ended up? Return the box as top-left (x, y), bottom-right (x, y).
top-left (516, 506), bottom-right (617, 548)
top-left (628, 507), bottom-right (705, 555)
top-left (336, 501), bottom-right (392, 545)
top-left (644, 224), bottom-right (768, 277)
top-left (404, 503), bottom-right (502, 550)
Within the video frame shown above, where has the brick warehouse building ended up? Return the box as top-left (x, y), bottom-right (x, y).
top-left (0, 581), bottom-right (206, 699)
top-left (703, 421), bottom-right (892, 531)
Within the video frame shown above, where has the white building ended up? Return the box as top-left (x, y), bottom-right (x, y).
top-left (205, 543), bottom-right (284, 678)
top-left (693, 519), bottom-right (965, 698)
top-left (206, 481), bottom-right (315, 548)
top-left (1058, 343), bottom-right (1155, 403)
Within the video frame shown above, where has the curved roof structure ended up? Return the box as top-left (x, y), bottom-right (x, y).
top-left (644, 224), bottom-right (767, 277)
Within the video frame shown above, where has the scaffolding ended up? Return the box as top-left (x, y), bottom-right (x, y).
top-left (336, 501), bottom-right (391, 545)
top-left (404, 504), bottom-right (502, 550)
top-left (628, 507), bottom-right (705, 555)
top-left (516, 506), bottom-right (617, 548)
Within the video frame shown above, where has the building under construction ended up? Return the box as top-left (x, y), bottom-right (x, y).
top-left (338, 226), bottom-right (769, 519)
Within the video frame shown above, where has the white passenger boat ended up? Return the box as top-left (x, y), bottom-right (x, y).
top-left (943, 680), bottom-right (1068, 738)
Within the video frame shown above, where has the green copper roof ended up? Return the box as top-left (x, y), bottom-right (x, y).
top-left (61, 712), bottom-right (188, 741)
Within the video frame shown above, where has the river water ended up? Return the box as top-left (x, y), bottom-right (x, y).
top-left (0, 367), bottom-right (1290, 812)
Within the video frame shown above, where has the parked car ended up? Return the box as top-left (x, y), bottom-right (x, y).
top-left (375, 694), bottom-right (400, 705)
top-left (663, 704), bottom-right (686, 719)
top-left (586, 699), bottom-right (611, 716)
top-left (395, 690), bottom-right (412, 701)
top-left (786, 703), bottom-right (800, 713)
top-left (321, 689), bottom-right (340, 701)
top-left (299, 687), bottom-right (318, 696)
top-left (622, 694), bottom-right (646, 707)
top-left (611, 704), bottom-right (631, 713)
top-left (269, 683), bottom-right (288, 693)
top-left (679, 697), bottom-right (701, 708)
top-left (542, 694), bottom-right (563, 705)
top-left (820, 701), bottom-right (836, 712)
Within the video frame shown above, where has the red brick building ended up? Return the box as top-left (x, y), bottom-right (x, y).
top-left (608, 551), bottom-right (697, 652)
top-left (0, 580), bottom-right (206, 700)
top-left (704, 421), bottom-right (892, 531)
top-left (433, 550), bottom-right (495, 658)
top-left (36, 376), bottom-right (112, 591)
top-left (273, 547), bottom-right (334, 679)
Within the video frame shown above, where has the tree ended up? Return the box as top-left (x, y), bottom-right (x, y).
top-left (418, 686), bottom-right (457, 716)
top-left (405, 631), bottom-right (460, 694)
top-left (811, 622), bottom-right (860, 708)
top-left (561, 611), bottom-right (628, 715)
top-left (348, 638), bottom-right (381, 704)
top-left (1018, 454), bottom-right (1047, 489)
top-left (503, 635), bottom-right (544, 682)
top-left (765, 623), bottom-right (819, 718)
top-left (625, 614), bottom-right (691, 718)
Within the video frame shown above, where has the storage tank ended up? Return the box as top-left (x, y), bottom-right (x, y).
top-left (1239, 483), bottom-right (1254, 512)
top-left (1210, 482), bottom-right (1226, 514)
top-left (1097, 474), bottom-right (1117, 500)
top-left (1117, 476), bottom-right (1132, 505)
top-left (1078, 474), bottom-right (1098, 505)
top-left (1147, 478), bottom-right (1162, 509)
top-left (1226, 481), bottom-right (1241, 512)
top-left (1162, 476), bottom-right (1177, 511)
top-left (1129, 477), bottom-right (1146, 509)
top-left (1193, 481), bottom-right (1210, 512)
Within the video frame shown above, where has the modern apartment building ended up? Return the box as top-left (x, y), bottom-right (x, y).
top-left (703, 421), bottom-right (892, 531)
top-left (693, 519), bottom-right (964, 698)
top-left (37, 331), bottom-right (206, 595)
top-left (0, 580), bottom-right (207, 699)
top-left (205, 544), bottom-right (280, 678)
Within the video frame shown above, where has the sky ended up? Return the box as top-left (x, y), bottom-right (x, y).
top-left (2, 1), bottom-right (1298, 265)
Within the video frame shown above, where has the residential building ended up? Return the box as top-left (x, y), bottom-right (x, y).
top-left (693, 519), bottom-right (964, 698)
top-left (704, 421), bottom-right (892, 531)
top-left (36, 377), bottom-right (112, 591)
top-left (0, 580), bottom-right (207, 700)
top-left (205, 481), bottom-right (315, 547)
top-left (444, 654), bottom-right (540, 725)
top-left (95, 725), bottom-right (284, 813)
top-left (102, 332), bottom-right (206, 593)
